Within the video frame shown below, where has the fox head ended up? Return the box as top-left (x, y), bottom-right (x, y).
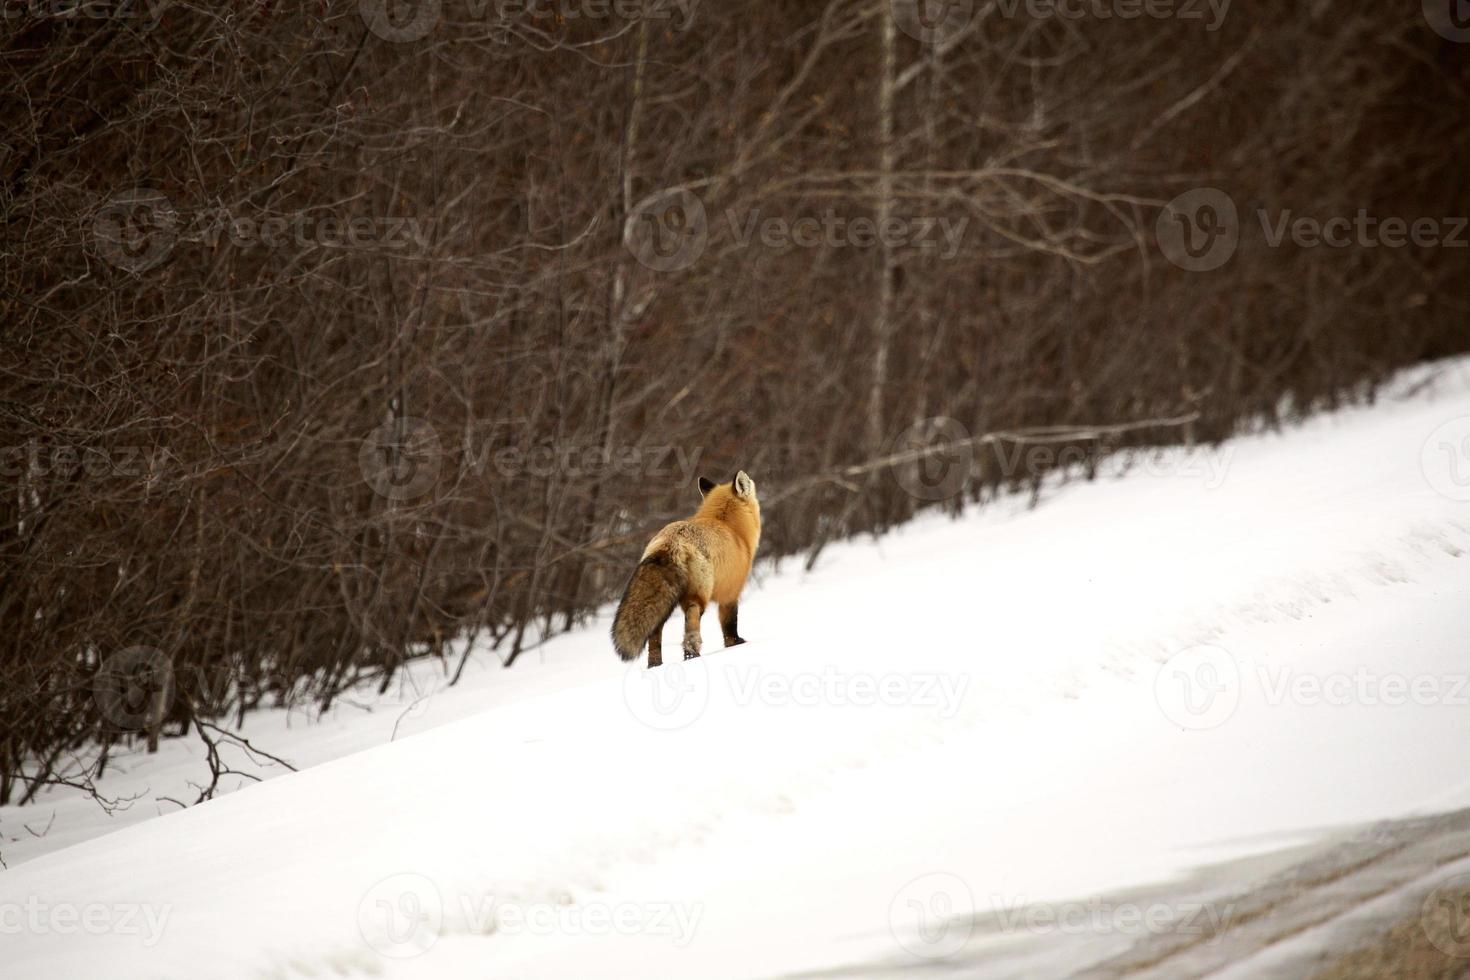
top-left (696, 470), bottom-right (761, 531)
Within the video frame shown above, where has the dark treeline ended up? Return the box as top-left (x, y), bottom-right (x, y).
top-left (2, 1), bottom-right (1467, 803)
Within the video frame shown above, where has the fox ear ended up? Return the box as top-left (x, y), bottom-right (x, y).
top-left (698, 476), bottom-right (716, 497)
top-left (732, 470), bottom-right (754, 498)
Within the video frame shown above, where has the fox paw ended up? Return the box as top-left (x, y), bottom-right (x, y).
top-left (683, 650), bottom-right (701, 661)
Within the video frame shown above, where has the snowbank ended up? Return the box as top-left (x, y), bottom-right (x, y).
top-left (4, 358), bottom-right (1470, 979)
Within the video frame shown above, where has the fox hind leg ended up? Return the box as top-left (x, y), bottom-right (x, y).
top-left (682, 598), bottom-right (705, 660)
top-left (647, 610), bottom-right (671, 668)
top-left (719, 602), bottom-right (745, 648)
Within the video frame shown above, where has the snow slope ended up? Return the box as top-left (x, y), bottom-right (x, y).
top-left (4, 358), bottom-right (1470, 979)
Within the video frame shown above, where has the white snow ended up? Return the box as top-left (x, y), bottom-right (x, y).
top-left (4, 358), bottom-right (1470, 979)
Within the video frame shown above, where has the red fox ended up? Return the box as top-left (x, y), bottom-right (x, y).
top-left (611, 471), bottom-right (761, 667)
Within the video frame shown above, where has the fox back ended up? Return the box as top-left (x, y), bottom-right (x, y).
top-left (648, 474), bottom-right (760, 602)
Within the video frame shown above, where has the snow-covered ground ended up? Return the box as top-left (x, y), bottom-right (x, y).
top-left (5, 358), bottom-right (1470, 979)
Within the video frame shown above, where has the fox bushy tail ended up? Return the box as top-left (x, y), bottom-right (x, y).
top-left (611, 553), bottom-right (685, 661)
